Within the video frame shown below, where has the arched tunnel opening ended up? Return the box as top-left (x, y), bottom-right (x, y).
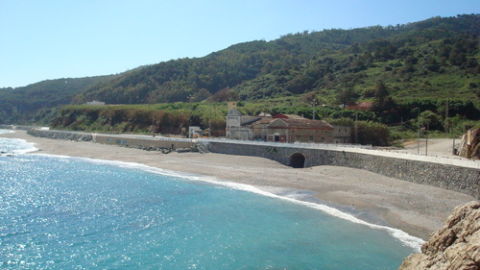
top-left (289, 153), bottom-right (305, 168)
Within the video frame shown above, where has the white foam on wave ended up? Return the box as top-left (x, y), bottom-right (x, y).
top-left (0, 129), bottom-right (14, 135)
top-left (32, 153), bottom-right (424, 251)
top-left (0, 138), bottom-right (38, 155)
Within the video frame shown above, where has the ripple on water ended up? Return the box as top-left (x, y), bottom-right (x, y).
top-left (0, 140), bottom-right (416, 269)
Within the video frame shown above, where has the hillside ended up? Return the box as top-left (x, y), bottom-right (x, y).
top-left (74, 14), bottom-right (480, 105)
top-left (0, 75), bottom-right (113, 123)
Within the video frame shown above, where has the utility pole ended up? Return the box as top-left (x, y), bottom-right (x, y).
top-left (311, 99), bottom-right (318, 120)
top-left (445, 99), bottom-right (456, 155)
top-left (452, 137), bottom-right (456, 155)
top-left (425, 124), bottom-right (429, 156)
top-left (208, 119), bottom-right (211, 137)
top-left (445, 99), bottom-right (449, 132)
top-left (354, 112), bottom-right (358, 144)
top-left (417, 126), bottom-right (420, 155)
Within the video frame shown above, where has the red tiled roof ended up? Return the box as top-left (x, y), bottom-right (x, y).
top-left (346, 101), bottom-right (373, 111)
top-left (273, 114), bottom-right (306, 119)
top-left (278, 118), bottom-right (333, 129)
top-left (251, 118), bottom-right (333, 130)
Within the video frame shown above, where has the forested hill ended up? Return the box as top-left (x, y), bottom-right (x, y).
top-left (75, 14), bottom-right (480, 105)
top-left (0, 75), bottom-right (113, 123)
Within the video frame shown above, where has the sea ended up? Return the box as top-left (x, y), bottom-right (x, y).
top-left (0, 130), bottom-right (421, 269)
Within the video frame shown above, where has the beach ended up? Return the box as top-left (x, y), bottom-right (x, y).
top-left (1, 130), bottom-right (475, 240)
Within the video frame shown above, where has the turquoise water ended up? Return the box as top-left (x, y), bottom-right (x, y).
top-left (0, 135), bottom-right (415, 269)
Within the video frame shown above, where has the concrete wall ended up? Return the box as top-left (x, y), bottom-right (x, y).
top-left (0, 124), bottom-right (37, 131)
top-left (28, 129), bottom-right (93, 141)
top-left (27, 129), bottom-right (194, 150)
top-left (94, 135), bottom-right (193, 149)
top-left (206, 141), bottom-right (480, 199)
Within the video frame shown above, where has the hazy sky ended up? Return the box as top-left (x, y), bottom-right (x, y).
top-left (1, 0), bottom-right (479, 88)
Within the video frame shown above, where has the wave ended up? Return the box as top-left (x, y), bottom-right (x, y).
top-left (32, 153), bottom-right (425, 251)
top-left (0, 138), bottom-right (38, 155)
top-left (0, 129), bottom-right (14, 135)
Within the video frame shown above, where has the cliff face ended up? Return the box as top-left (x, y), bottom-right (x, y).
top-left (399, 201), bottom-right (480, 270)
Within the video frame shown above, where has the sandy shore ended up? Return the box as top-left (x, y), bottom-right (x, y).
top-left (1, 130), bottom-right (475, 240)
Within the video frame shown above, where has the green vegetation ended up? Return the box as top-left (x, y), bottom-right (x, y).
top-left (3, 15), bottom-right (480, 146)
top-left (74, 15), bottom-right (480, 105)
top-left (51, 103), bottom-right (228, 136)
top-left (0, 75), bottom-right (113, 124)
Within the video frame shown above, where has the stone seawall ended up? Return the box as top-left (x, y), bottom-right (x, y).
top-left (206, 142), bottom-right (480, 199)
top-left (27, 129), bottom-right (194, 150)
top-left (0, 124), bottom-right (37, 131)
top-left (28, 129), bottom-right (93, 141)
top-left (94, 135), bottom-right (193, 149)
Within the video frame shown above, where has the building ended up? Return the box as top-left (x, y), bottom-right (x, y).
top-left (332, 125), bottom-right (352, 144)
top-left (225, 103), bottom-right (349, 143)
top-left (225, 102), bottom-right (259, 140)
top-left (250, 117), bottom-right (334, 143)
top-left (188, 126), bottom-right (203, 138)
top-left (85, 100), bottom-right (105, 105)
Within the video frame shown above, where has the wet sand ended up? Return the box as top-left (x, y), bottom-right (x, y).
top-left (1, 130), bottom-right (475, 240)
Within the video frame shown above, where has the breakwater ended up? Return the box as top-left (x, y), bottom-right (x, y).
top-left (18, 128), bottom-right (480, 199)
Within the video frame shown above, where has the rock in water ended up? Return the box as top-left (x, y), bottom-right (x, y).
top-left (399, 201), bottom-right (480, 270)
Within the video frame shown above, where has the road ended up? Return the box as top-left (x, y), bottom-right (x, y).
top-left (400, 138), bottom-right (459, 158)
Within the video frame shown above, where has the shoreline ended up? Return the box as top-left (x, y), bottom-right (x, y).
top-left (31, 152), bottom-right (425, 249)
top-left (1, 130), bottom-right (475, 241)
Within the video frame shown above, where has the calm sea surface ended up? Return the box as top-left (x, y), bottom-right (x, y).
top-left (0, 133), bottom-right (415, 269)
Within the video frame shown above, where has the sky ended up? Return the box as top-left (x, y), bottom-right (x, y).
top-left (1, 0), bottom-right (479, 88)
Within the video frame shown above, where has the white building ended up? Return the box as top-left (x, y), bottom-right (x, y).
top-left (85, 100), bottom-right (105, 105)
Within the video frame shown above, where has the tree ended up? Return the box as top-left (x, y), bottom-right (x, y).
top-left (208, 88), bottom-right (238, 102)
top-left (356, 121), bottom-right (391, 146)
top-left (371, 81), bottom-right (399, 123)
top-left (373, 81), bottom-right (389, 104)
top-left (474, 89), bottom-right (480, 100)
top-left (189, 88), bottom-right (211, 102)
top-left (425, 57), bottom-right (440, 72)
top-left (417, 110), bottom-right (443, 131)
top-left (336, 88), bottom-right (358, 106)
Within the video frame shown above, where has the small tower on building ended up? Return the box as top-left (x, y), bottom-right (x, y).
top-left (226, 102), bottom-right (242, 138)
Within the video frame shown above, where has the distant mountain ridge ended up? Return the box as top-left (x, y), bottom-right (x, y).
top-left (74, 14), bottom-right (480, 104)
top-left (0, 75), bottom-right (113, 123)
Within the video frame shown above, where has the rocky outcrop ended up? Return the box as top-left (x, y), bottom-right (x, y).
top-left (399, 201), bottom-right (480, 270)
top-left (458, 128), bottom-right (480, 159)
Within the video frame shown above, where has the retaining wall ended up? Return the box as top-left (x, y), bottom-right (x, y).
top-left (27, 129), bottom-right (194, 150)
top-left (206, 142), bottom-right (480, 199)
top-left (28, 129), bottom-right (93, 141)
top-left (0, 124), bottom-right (37, 131)
top-left (94, 135), bottom-right (193, 149)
